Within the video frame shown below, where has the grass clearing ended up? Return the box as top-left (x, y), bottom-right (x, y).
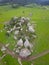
top-left (0, 5), bottom-right (49, 65)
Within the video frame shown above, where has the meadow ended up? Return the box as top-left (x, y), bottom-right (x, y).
top-left (0, 4), bottom-right (49, 65)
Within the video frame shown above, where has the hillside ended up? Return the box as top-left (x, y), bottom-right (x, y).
top-left (0, 0), bottom-right (49, 5)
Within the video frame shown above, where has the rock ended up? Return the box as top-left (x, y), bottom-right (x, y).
top-left (18, 57), bottom-right (22, 65)
top-left (29, 13), bottom-right (32, 16)
top-left (12, 26), bottom-right (16, 30)
top-left (24, 39), bottom-right (30, 48)
top-left (21, 17), bottom-right (25, 20)
top-left (32, 35), bottom-right (36, 38)
top-left (26, 17), bottom-right (30, 21)
top-left (20, 17), bottom-right (30, 24)
top-left (14, 36), bottom-right (17, 40)
top-left (20, 28), bottom-right (23, 31)
top-left (0, 30), bottom-right (3, 32)
top-left (16, 48), bottom-right (20, 53)
top-left (10, 29), bottom-right (13, 32)
top-left (11, 16), bottom-right (18, 22)
top-left (20, 19), bottom-right (24, 23)
top-left (1, 46), bottom-right (6, 52)
top-left (28, 26), bottom-right (35, 33)
top-left (25, 36), bottom-right (29, 39)
top-left (0, 54), bottom-right (6, 60)
top-left (14, 30), bottom-right (19, 35)
top-left (18, 22), bottom-right (22, 26)
top-left (13, 16), bottom-right (18, 20)
top-left (4, 26), bottom-right (7, 29)
top-left (17, 39), bottom-right (23, 47)
top-left (31, 63), bottom-right (33, 65)
top-left (13, 48), bottom-right (16, 51)
top-left (27, 23), bottom-right (31, 26)
top-left (7, 31), bottom-right (11, 34)
top-left (26, 29), bottom-right (28, 32)
top-left (5, 43), bottom-right (9, 47)
top-left (16, 27), bottom-right (20, 30)
top-left (31, 49), bottom-right (33, 52)
top-left (27, 22), bottom-right (35, 33)
top-left (18, 47), bottom-right (21, 49)
top-left (20, 17), bottom-right (27, 23)
top-left (29, 44), bottom-right (33, 49)
top-left (24, 39), bottom-right (33, 48)
top-left (4, 61), bottom-right (7, 64)
top-left (19, 48), bottom-right (31, 58)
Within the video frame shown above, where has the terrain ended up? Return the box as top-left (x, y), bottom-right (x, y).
top-left (0, 4), bottom-right (49, 65)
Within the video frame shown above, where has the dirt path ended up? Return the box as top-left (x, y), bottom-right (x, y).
top-left (27, 50), bottom-right (49, 61)
top-left (0, 43), bottom-right (49, 61)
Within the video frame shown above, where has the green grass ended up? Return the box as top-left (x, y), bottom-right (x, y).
top-left (0, 5), bottom-right (49, 65)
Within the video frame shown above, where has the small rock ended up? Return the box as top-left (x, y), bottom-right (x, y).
top-left (28, 26), bottom-right (35, 33)
top-left (0, 30), bottom-right (3, 32)
top-left (32, 35), bottom-right (36, 38)
top-left (18, 22), bottom-right (22, 26)
top-left (27, 23), bottom-right (31, 26)
top-left (5, 43), bottom-right (9, 47)
top-left (12, 26), bottom-right (16, 30)
top-left (7, 31), bottom-right (11, 34)
top-left (26, 17), bottom-right (30, 21)
top-left (29, 13), bottom-right (32, 16)
top-left (4, 61), bottom-right (7, 64)
top-left (13, 16), bottom-right (18, 20)
top-left (17, 27), bottom-right (20, 29)
top-left (13, 48), bottom-right (16, 51)
top-left (21, 17), bottom-right (25, 20)
top-left (16, 48), bottom-right (19, 53)
top-left (20, 19), bottom-right (24, 23)
top-left (10, 29), bottom-right (13, 32)
top-left (17, 39), bottom-right (23, 47)
top-left (31, 63), bottom-right (33, 65)
top-left (20, 28), bottom-right (23, 31)
top-left (24, 39), bottom-right (30, 48)
top-left (14, 36), bottom-right (17, 40)
top-left (18, 57), bottom-right (22, 65)
top-left (14, 30), bottom-right (19, 35)
top-left (1, 46), bottom-right (6, 52)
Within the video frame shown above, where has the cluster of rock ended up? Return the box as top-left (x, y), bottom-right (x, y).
top-left (3, 17), bottom-right (36, 58)
top-left (1, 43), bottom-right (9, 53)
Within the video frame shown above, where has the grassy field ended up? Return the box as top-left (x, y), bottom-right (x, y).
top-left (0, 5), bottom-right (49, 65)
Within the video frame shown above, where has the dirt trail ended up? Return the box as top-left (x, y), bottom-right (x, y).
top-left (0, 43), bottom-right (49, 61)
top-left (27, 50), bottom-right (49, 61)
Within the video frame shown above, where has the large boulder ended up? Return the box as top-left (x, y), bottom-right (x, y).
top-left (19, 48), bottom-right (31, 58)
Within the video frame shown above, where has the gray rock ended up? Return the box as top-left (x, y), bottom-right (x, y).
top-left (19, 48), bottom-right (31, 58)
top-left (14, 30), bottom-right (19, 35)
top-left (28, 26), bottom-right (35, 33)
top-left (14, 36), bottom-right (17, 40)
top-left (24, 39), bottom-right (33, 48)
top-left (5, 43), bottom-right (9, 47)
top-left (12, 26), bottom-right (16, 30)
top-left (17, 39), bottom-right (23, 47)
top-left (13, 16), bottom-right (18, 20)
top-left (24, 39), bottom-right (30, 48)
top-left (15, 48), bottom-right (20, 53)
top-left (1, 46), bottom-right (6, 52)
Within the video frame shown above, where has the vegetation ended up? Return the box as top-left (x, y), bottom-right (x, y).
top-left (0, 4), bottom-right (49, 65)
